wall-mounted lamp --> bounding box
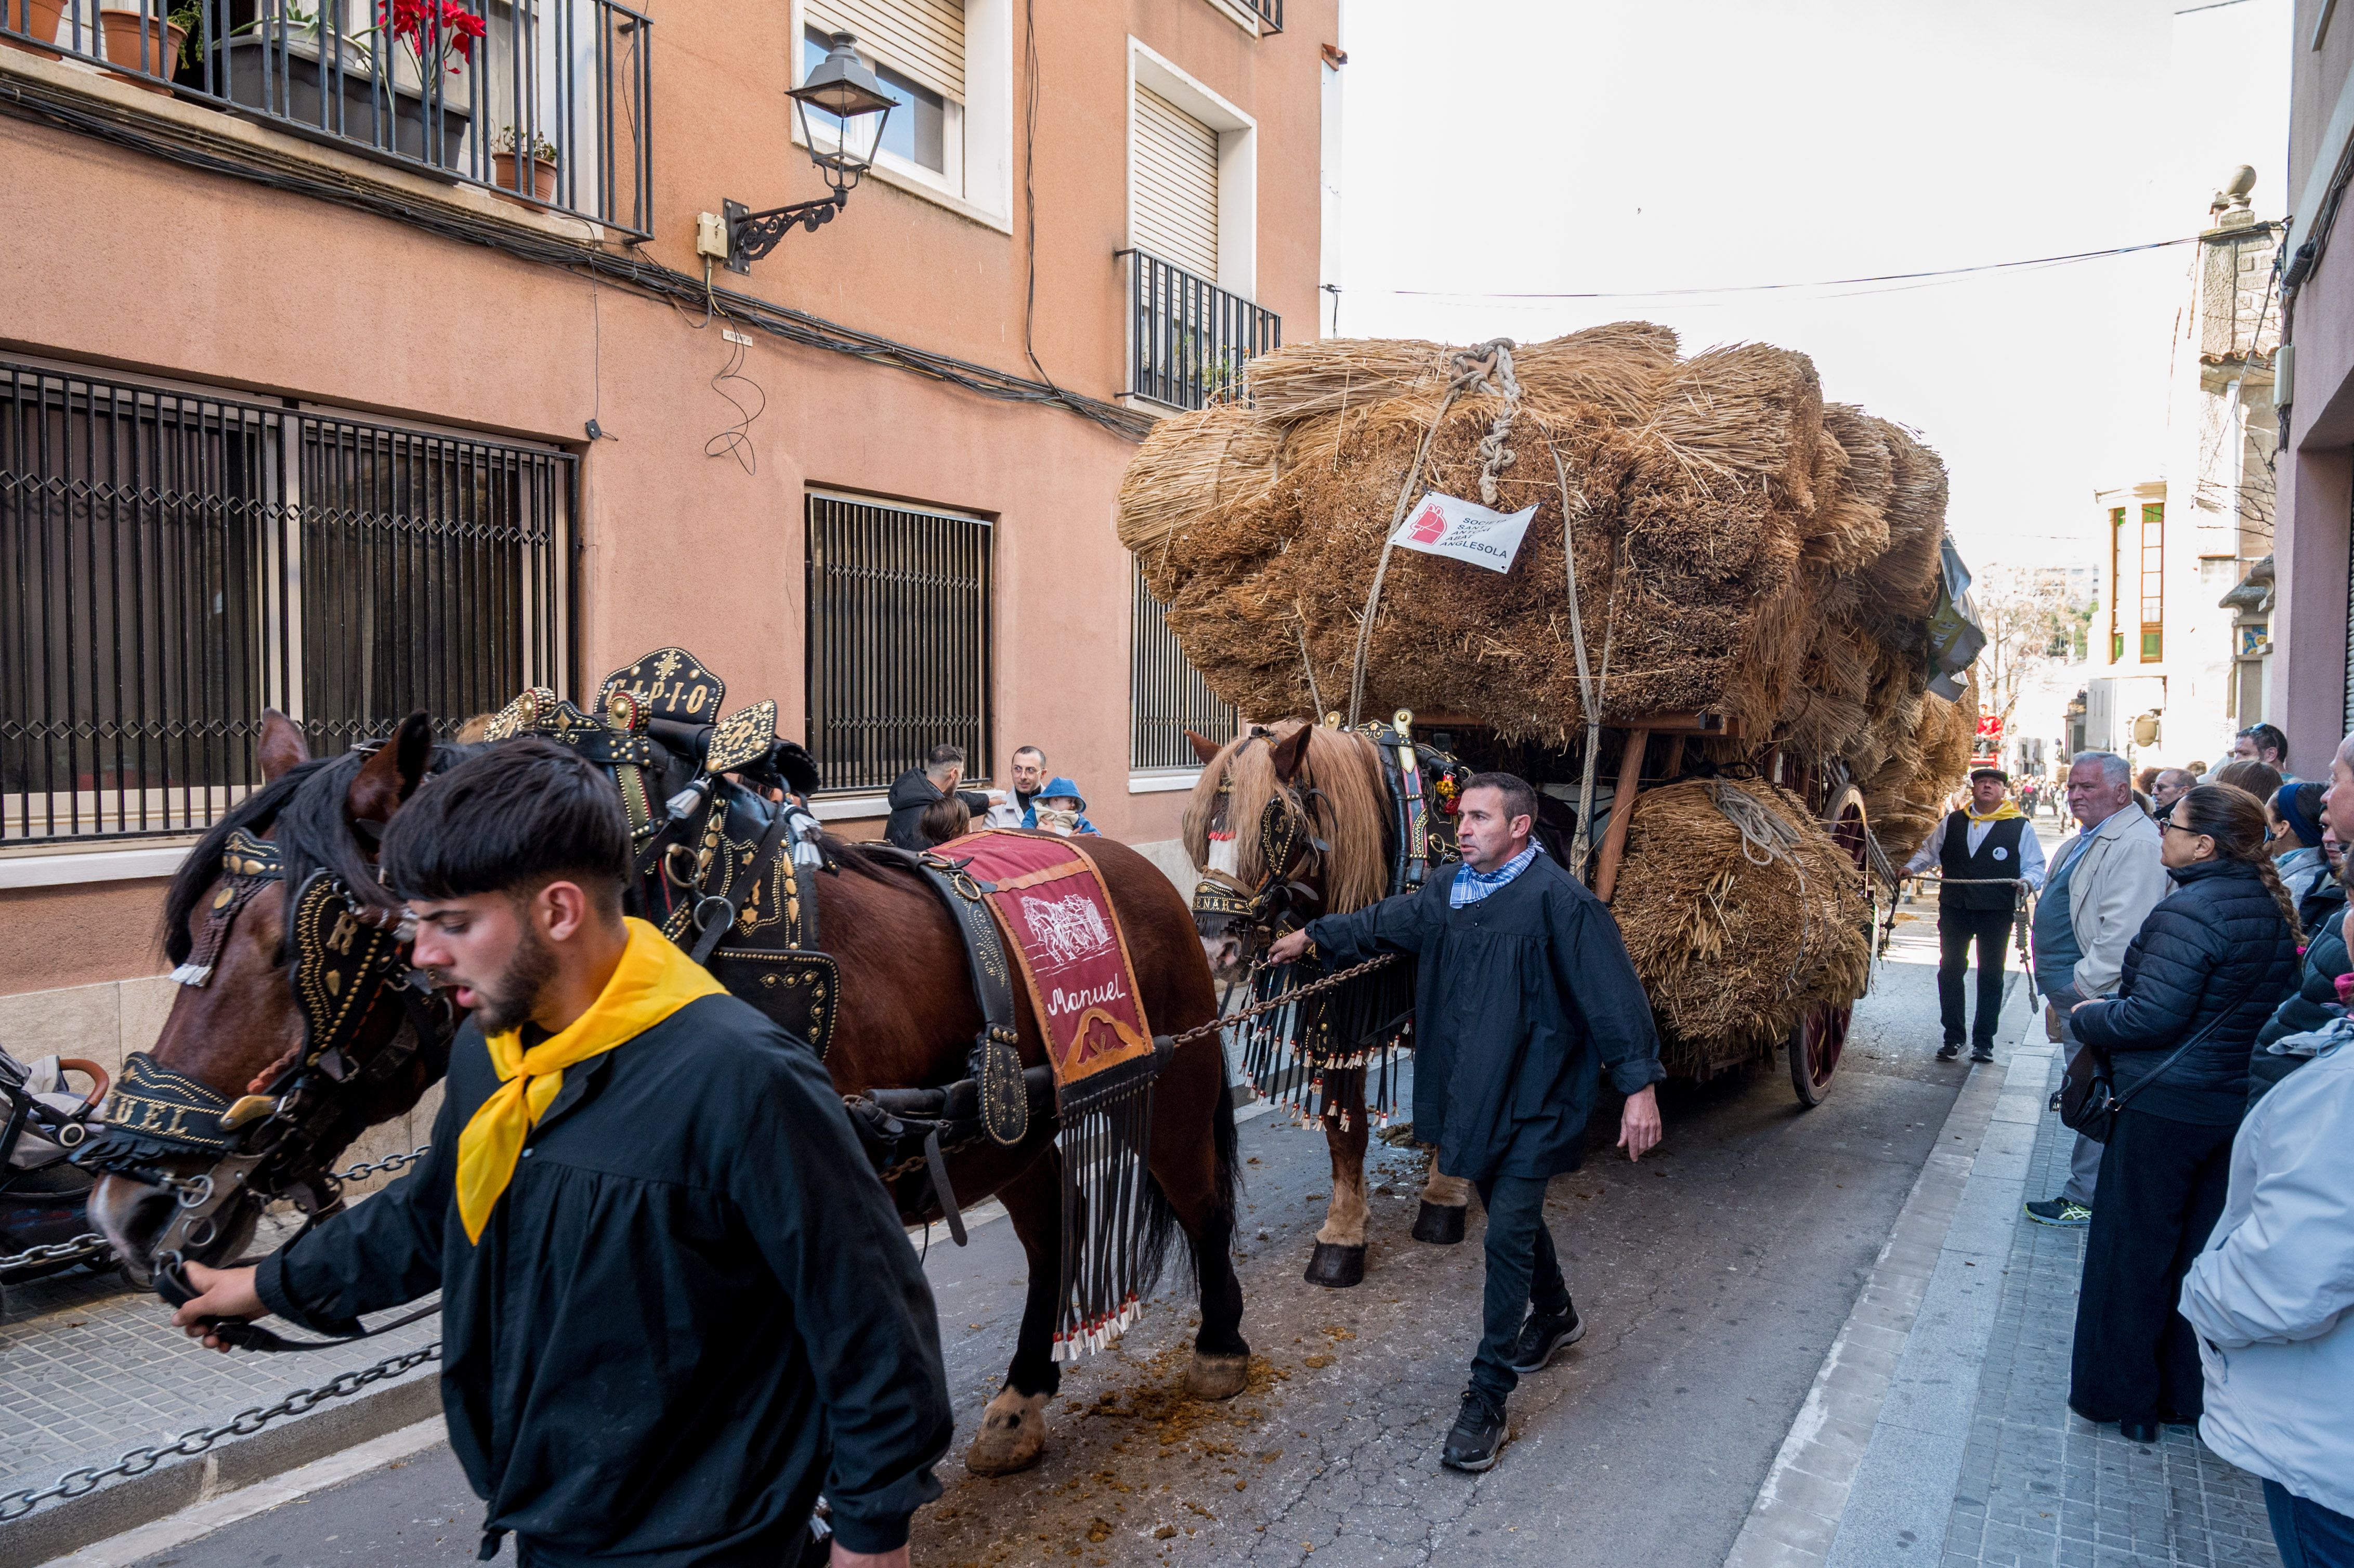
[722,32,895,274]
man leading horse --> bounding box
[169,740,952,1566]
[1268,770,1665,1473]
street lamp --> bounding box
[723,32,895,273]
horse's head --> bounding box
[1183,722,1393,982]
[86,711,454,1284]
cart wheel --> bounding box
[1788,999,1850,1107]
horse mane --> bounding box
[159,735,482,962]
[1182,722,1393,914]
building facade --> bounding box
[2271,0,2354,767]
[2080,187,2280,771]
[0,0,1332,1058]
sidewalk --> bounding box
[1729,1025,2282,1568]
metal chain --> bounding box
[0,1233,110,1275]
[333,1145,431,1183]
[1163,953,1401,1048]
[0,1338,440,1522]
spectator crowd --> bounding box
[1958,723,2353,1568]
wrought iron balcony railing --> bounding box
[1,0,652,238]
[1248,0,1280,31]
[1122,249,1281,413]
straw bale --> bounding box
[1631,344,1824,513]
[1245,338,1449,424]
[1858,421,1948,632]
[1612,778,1871,1054]
[1116,407,1281,556]
[1802,404,1895,573]
[1512,322,1681,425]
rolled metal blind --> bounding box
[807,0,965,101]
[1133,87,1219,279]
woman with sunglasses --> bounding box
[2065,785,2301,1442]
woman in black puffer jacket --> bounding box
[2067,785,2301,1440]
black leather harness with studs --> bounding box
[878,845,1029,1149]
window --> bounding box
[0,359,572,843]
[1133,87,1219,278]
[804,493,991,794]
[1131,566,1234,770]
[801,0,981,205]
[2139,502,2164,662]
[2108,505,2124,662]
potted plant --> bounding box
[374,0,481,165]
[3,0,74,59]
[97,0,188,86]
[211,0,473,168]
[492,125,558,202]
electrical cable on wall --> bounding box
[704,329,767,475]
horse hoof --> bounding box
[964,1389,1048,1476]
[1413,1201,1468,1245]
[1304,1242,1366,1288]
[1185,1350,1250,1401]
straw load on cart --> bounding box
[1118,324,1978,1079]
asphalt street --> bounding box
[100,883,2023,1568]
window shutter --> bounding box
[806,0,964,102]
[1132,87,1219,279]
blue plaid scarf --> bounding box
[1450,842,1540,908]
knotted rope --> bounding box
[1345,339,1524,726]
[1700,780,1821,1001]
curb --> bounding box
[1723,988,2049,1568]
[1,1362,440,1568]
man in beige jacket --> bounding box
[2023,750,2172,1226]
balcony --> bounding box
[1,0,652,237]
[1123,249,1281,413]
[1248,0,1280,30]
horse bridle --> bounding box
[1191,744,1330,947]
[82,825,459,1262]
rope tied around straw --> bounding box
[1344,338,1524,726]
[1699,779,1820,1002]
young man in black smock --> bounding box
[1268,772,1665,1472]
[173,741,953,1566]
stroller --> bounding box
[1,1049,113,1284]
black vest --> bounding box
[1938,811,2028,912]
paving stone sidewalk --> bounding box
[1935,1058,2279,1568]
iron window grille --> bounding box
[1247,0,1281,30]
[1,0,653,238]
[1122,250,1281,413]
[805,492,992,796]
[1131,566,1233,770]
[1,358,575,844]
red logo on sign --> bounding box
[1408,502,1447,544]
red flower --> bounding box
[377,0,485,73]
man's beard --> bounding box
[470,925,558,1035]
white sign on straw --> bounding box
[1389,491,1535,574]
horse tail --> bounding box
[1138,1046,1243,1293]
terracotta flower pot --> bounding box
[3,0,73,58]
[98,6,186,88]
[492,150,559,204]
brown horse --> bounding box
[88,710,1247,1476]
[1182,721,1470,1286]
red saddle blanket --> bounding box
[935,830,1155,1093]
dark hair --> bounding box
[919,793,971,845]
[2135,766,2160,794]
[925,744,966,769]
[2272,780,2329,850]
[2210,757,2283,806]
[381,739,629,908]
[2238,724,2290,765]
[1011,745,1045,765]
[2175,783,2301,944]
[1462,770,1538,829]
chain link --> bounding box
[0,1339,441,1522]
[0,1234,111,1275]
[1163,953,1402,1048]
[333,1145,432,1183]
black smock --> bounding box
[1305,854,1666,1183]
[254,994,952,1566]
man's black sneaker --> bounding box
[1442,1389,1508,1472]
[2024,1198,2092,1228]
[1506,1304,1586,1374]
[1936,1043,1961,1062]
[1971,1046,1996,1063]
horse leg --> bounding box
[965,1148,1063,1476]
[1414,1149,1471,1245]
[1143,1038,1251,1401]
[1305,1067,1370,1288]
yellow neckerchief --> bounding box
[454,917,725,1243]
[1964,800,2025,824]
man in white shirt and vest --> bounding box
[1906,766,2047,1063]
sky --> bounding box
[1330,0,2291,576]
